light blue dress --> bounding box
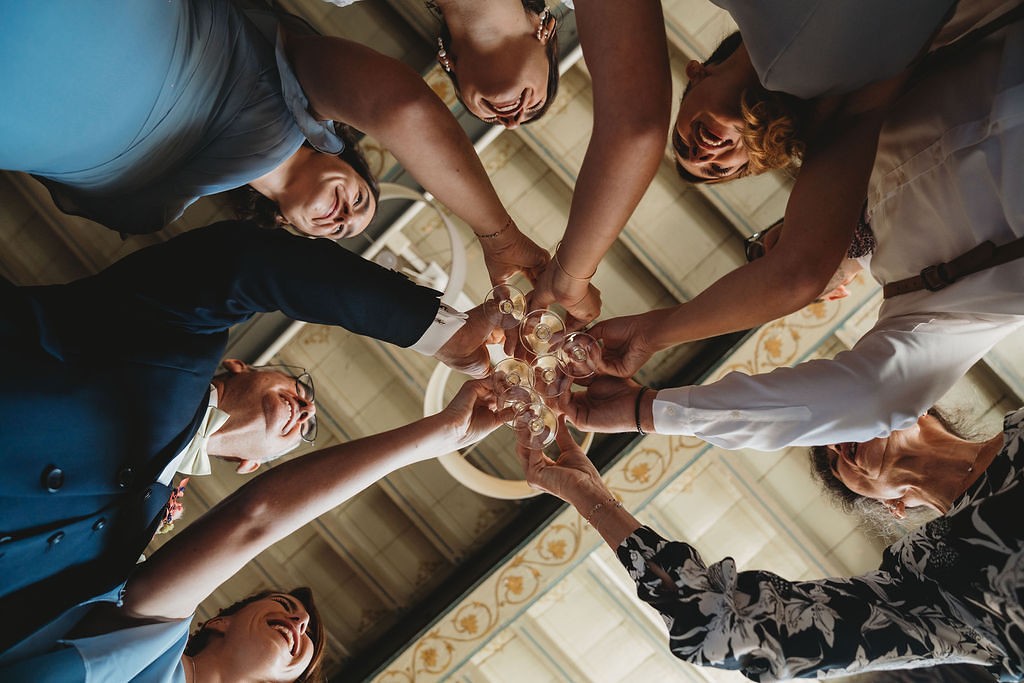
[0,1,338,234]
[0,583,190,682]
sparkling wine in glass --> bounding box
[512,401,558,448]
[559,331,600,378]
[519,309,565,355]
[530,354,571,398]
[484,284,527,329]
[492,357,533,394]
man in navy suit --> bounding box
[0,220,492,648]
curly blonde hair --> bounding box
[677,32,809,184]
[739,86,808,176]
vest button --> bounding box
[41,465,64,493]
[92,518,106,531]
[116,466,134,489]
[47,531,65,546]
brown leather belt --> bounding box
[883,236,1024,298]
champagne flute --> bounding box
[492,357,533,394]
[512,401,558,448]
[559,331,600,379]
[530,354,571,398]
[519,309,565,355]
[484,284,527,329]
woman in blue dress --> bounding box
[0,379,506,681]
[0,0,547,285]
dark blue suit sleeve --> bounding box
[71,221,443,348]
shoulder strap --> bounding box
[883,236,1024,298]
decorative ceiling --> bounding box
[1,1,1020,681]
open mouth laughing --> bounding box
[486,91,525,114]
[693,120,730,150]
[269,620,299,656]
[281,395,298,435]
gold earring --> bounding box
[436,37,452,72]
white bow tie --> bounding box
[176,405,230,476]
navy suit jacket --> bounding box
[0,221,441,648]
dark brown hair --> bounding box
[186,587,326,683]
[228,123,379,230]
[433,0,560,125]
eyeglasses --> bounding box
[253,364,318,444]
[743,220,782,263]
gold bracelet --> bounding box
[554,241,597,281]
[476,216,514,240]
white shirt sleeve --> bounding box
[653,313,1024,450]
[407,303,467,356]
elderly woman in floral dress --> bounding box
[518,408,1024,680]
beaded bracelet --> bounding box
[635,386,651,435]
[584,496,623,527]
[476,216,514,240]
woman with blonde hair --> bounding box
[582,6,1024,451]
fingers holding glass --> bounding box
[530,354,571,398]
[492,357,532,394]
[520,309,565,356]
[512,401,558,448]
[485,284,527,329]
[559,332,601,379]
[497,385,542,427]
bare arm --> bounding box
[121,381,504,620]
[516,421,643,549]
[285,33,547,283]
[592,102,891,377]
[531,0,672,322]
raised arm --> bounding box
[530,0,672,324]
[517,426,985,679]
[284,32,548,284]
[122,380,505,620]
[573,313,1024,450]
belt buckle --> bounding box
[920,264,953,292]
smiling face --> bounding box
[274,147,376,239]
[824,416,945,518]
[206,593,317,682]
[209,361,316,467]
[825,439,922,513]
[445,13,555,129]
[673,58,757,181]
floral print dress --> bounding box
[617,409,1024,681]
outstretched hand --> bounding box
[588,312,657,378]
[435,303,498,378]
[479,224,549,285]
[555,375,645,433]
[515,417,606,505]
[529,261,602,329]
[441,378,515,449]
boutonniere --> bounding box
[156,477,191,535]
